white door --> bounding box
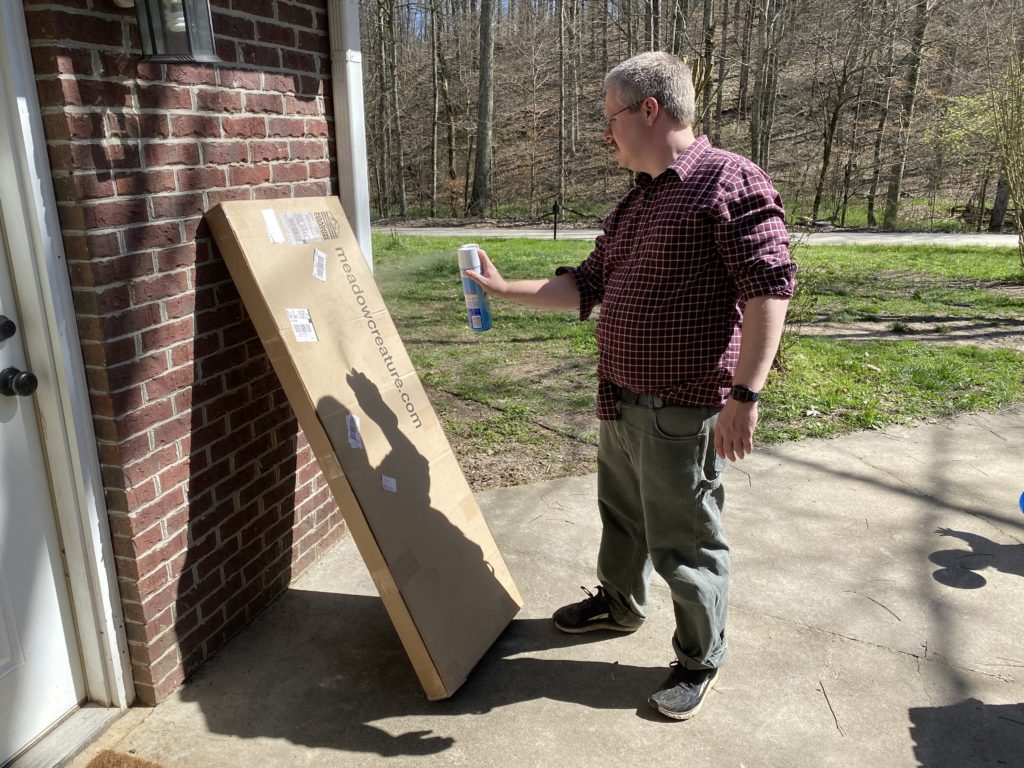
[0,205,85,763]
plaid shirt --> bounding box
[558,136,796,420]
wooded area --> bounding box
[360,0,1024,236]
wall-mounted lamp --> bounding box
[113,0,220,63]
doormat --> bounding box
[85,750,164,768]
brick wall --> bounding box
[25,0,346,705]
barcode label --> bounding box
[286,308,318,342]
[280,212,322,244]
[312,248,328,281]
[346,414,363,450]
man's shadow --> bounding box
[179,590,665,756]
[178,367,665,756]
[929,527,1024,589]
[315,369,520,690]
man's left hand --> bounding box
[715,398,758,461]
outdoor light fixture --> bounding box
[122,0,220,63]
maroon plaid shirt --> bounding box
[558,136,796,420]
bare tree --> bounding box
[881,0,933,230]
[468,0,495,215]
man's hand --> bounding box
[714,398,758,461]
[464,248,508,297]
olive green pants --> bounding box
[596,401,729,671]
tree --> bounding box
[468,0,495,215]
[881,0,933,231]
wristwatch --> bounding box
[729,384,760,403]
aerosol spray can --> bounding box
[458,243,492,332]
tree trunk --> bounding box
[468,0,495,216]
[882,0,932,231]
[701,0,716,131]
[866,0,897,228]
[430,0,440,218]
[990,168,1011,231]
[713,0,730,144]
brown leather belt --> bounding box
[616,386,665,408]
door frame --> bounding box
[0,2,132,709]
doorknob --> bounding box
[0,367,38,397]
[0,315,14,341]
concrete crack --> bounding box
[819,681,845,736]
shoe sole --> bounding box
[648,671,718,721]
[553,619,642,634]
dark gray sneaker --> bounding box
[552,586,642,634]
[648,662,718,720]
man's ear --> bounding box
[643,96,660,125]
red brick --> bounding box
[98,52,163,82]
[140,315,195,352]
[289,140,325,161]
[121,113,171,140]
[133,271,191,304]
[123,222,184,255]
[105,353,170,393]
[101,303,165,339]
[217,69,261,90]
[145,365,195,401]
[83,198,149,229]
[282,50,316,73]
[222,116,266,139]
[308,160,332,179]
[196,88,243,113]
[263,74,294,95]
[165,64,218,87]
[201,142,248,164]
[114,169,176,196]
[229,165,270,186]
[278,3,315,27]
[304,118,329,138]
[239,43,281,69]
[137,84,193,111]
[24,9,122,46]
[214,37,238,64]
[155,246,195,273]
[212,12,256,39]
[294,181,330,197]
[207,188,253,207]
[151,193,205,220]
[108,385,146,416]
[254,185,292,200]
[250,140,288,162]
[176,166,227,191]
[164,292,197,321]
[120,399,175,440]
[32,45,94,76]
[170,114,221,139]
[266,117,303,137]
[286,93,324,116]
[144,142,201,167]
[124,444,180,488]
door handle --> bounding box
[0,315,14,341]
[0,367,38,397]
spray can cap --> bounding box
[458,244,481,271]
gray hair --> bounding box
[603,52,696,127]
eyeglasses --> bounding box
[604,104,635,131]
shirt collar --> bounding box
[633,135,711,189]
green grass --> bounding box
[373,235,1024,471]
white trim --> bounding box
[0,1,133,708]
[328,0,373,271]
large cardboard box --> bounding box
[206,198,522,700]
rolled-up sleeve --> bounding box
[713,167,796,301]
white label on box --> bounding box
[280,212,322,244]
[312,249,328,281]
[286,308,318,342]
[381,475,398,493]
[346,414,363,450]
[262,209,286,244]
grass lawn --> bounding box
[373,234,1024,485]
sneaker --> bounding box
[552,586,642,634]
[648,662,718,720]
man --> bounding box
[467,51,796,721]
